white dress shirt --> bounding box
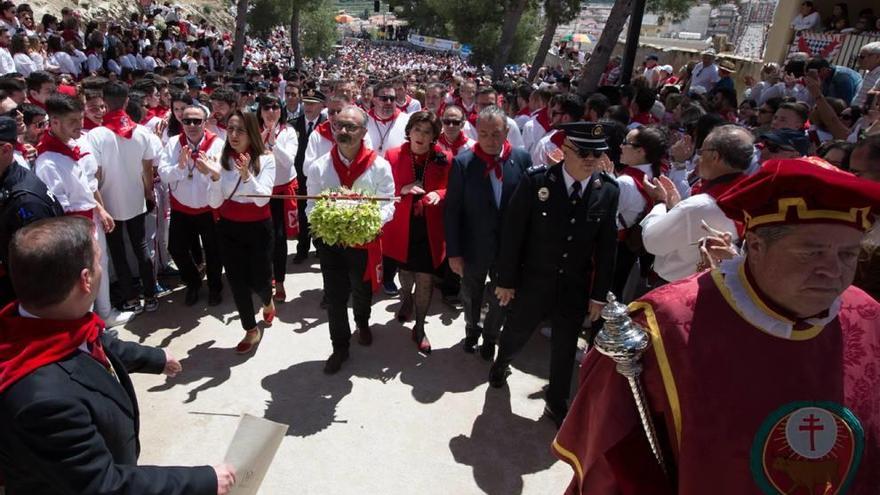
[157,134,225,209]
[305,148,396,225]
[791,11,821,32]
[34,149,98,213]
[615,164,654,229]
[270,125,299,186]
[853,66,880,109]
[87,125,157,221]
[641,192,738,282]
[521,113,550,152]
[13,53,37,77]
[0,47,16,75]
[207,154,276,209]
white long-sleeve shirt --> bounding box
[34,150,98,214]
[640,193,738,282]
[520,113,549,153]
[207,154,276,209]
[269,125,299,186]
[87,125,157,221]
[13,53,37,77]
[0,47,16,75]
[616,164,654,230]
[157,134,225,209]
[366,113,409,157]
[305,148,396,225]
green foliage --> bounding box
[647,0,702,23]
[301,0,339,58]
[309,188,383,247]
[247,0,291,39]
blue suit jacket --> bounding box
[444,147,532,272]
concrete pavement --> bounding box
[121,247,575,494]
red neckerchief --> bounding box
[550,130,566,148]
[0,303,109,394]
[330,142,377,188]
[36,132,87,161]
[102,109,137,139]
[368,108,401,125]
[439,132,469,156]
[473,141,512,180]
[395,96,411,112]
[467,112,478,127]
[315,120,334,142]
[535,107,551,132]
[26,97,46,110]
[262,123,284,144]
[216,120,227,131]
[153,105,170,119]
[631,112,656,126]
[516,106,531,117]
[83,117,101,130]
[692,172,745,198]
[619,166,654,210]
[13,141,27,154]
[179,129,218,154]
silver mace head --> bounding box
[594,292,651,378]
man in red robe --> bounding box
[553,156,880,495]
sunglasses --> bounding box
[377,95,395,102]
[262,104,281,110]
[564,143,604,158]
[442,119,463,126]
[333,122,362,133]
[181,118,204,126]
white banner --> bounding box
[407,34,461,52]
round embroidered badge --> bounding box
[751,401,864,495]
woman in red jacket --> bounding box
[383,111,451,354]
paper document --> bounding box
[222,414,289,495]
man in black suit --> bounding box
[489,122,619,427]
[445,105,532,361]
[0,217,236,495]
[291,87,328,263]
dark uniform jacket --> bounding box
[0,163,63,305]
[444,147,531,272]
[292,113,327,184]
[496,163,619,302]
[0,334,217,495]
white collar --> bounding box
[18,305,38,319]
[561,165,589,196]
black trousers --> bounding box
[269,198,288,283]
[295,178,311,257]
[495,281,588,408]
[217,218,273,330]
[106,213,156,300]
[460,264,506,344]
[316,239,372,351]
[168,210,222,293]
[383,256,398,286]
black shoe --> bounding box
[383,281,399,296]
[463,335,478,354]
[543,401,569,429]
[207,291,222,306]
[184,286,200,306]
[488,363,511,388]
[320,294,329,309]
[292,252,308,264]
[323,349,350,374]
[357,326,373,346]
[480,342,495,361]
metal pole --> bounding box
[620,0,647,85]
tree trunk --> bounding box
[528,0,561,82]
[232,0,250,69]
[491,0,530,81]
[290,5,303,70]
[576,0,632,96]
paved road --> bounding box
[122,244,573,494]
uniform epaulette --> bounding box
[527,164,547,176]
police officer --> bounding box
[0,116,63,305]
[488,121,619,427]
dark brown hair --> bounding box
[220,110,266,176]
[405,110,441,142]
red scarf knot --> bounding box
[36,132,88,161]
[102,108,137,139]
[474,141,512,181]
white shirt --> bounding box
[87,125,157,221]
[396,97,421,114]
[531,130,561,167]
[853,66,880,108]
[464,116,525,150]
[142,55,157,72]
[641,192,738,282]
[13,53,37,77]
[690,62,720,91]
[305,149,396,225]
[0,47,15,75]
[49,51,80,77]
[87,53,103,74]
[521,112,550,152]
[207,154,276,210]
[34,149,98,213]
[366,113,409,157]
[158,134,225,210]
[616,164,654,229]
[270,125,299,186]
[561,165,589,198]
[791,11,821,32]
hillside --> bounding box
[27,0,234,31]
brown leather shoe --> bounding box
[357,326,373,346]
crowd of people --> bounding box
[0,0,879,493]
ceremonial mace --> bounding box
[594,292,668,476]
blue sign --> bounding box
[460,44,472,56]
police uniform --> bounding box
[489,122,619,426]
[0,164,64,305]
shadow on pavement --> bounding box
[147,339,255,403]
[274,288,329,333]
[449,387,559,495]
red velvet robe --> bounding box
[553,264,880,495]
[381,143,451,269]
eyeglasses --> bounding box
[442,119,463,126]
[262,104,280,110]
[332,122,362,133]
[376,95,395,102]
[181,118,204,126]
[227,126,247,135]
[621,140,641,147]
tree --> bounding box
[575,0,633,96]
[232,0,250,69]
[528,0,582,81]
[300,0,338,59]
[290,5,303,70]
[491,0,531,80]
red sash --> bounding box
[438,132,469,157]
[102,109,137,139]
[330,143,382,292]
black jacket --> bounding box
[292,113,327,182]
[444,147,531,272]
[0,334,217,495]
[496,163,619,302]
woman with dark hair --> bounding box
[39,13,57,34]
[206,110,277,354]
[382,110,452,353]
[817,140,855,170]
[11,33,36,76]
[162,90,194,142]
[256,93,299,302]
[613,124,669,298]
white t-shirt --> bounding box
[87,125,157,221]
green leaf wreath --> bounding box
[308,187,383,247]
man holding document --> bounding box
[0,217,236,494]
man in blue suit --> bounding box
[445,106,532,361]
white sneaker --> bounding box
[540,326,552,339]
[103,309,136,329]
